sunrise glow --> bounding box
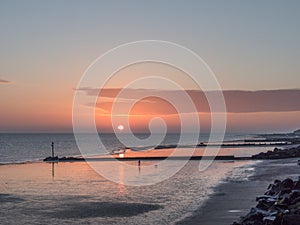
[1,2,300,225]
[117,124,124,131]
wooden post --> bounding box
[51,142,54,158]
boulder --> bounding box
[294,180,300,189]
[239,208,264,224]
[232,177,300,225]
[43,156,59,162]
[282,215,300,225]
[282,178,294,189]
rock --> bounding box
[257,195,274,201]
[277,196,290,206]
[288,202,300,214]
[257,199,275,211]
[294,180,300,189]
[279,188,292,196]
[232,177,300,225]
[238,207,268,224]
[252,145,300,159]
[290,196,300,205]
[282,215,300,225]
[263,215,276,222]
[265,191,276,196]
[273,148,281,153]
[269,204,288,212]
[289,191,300,205]
[282,178,294,189]
[43,156,59,162]
[267,180,284,195]
[43,156,84,162]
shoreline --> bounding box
[1,156,299,224]
[176,157,300,225]
[0,158,250,224]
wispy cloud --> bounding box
[76,88,300,114]
[0,79,12,84]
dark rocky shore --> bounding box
[43,155,237,162]
[43,145,300,162]
[43,156,84,162]
[232,177,300,225]
[252,145,300,160]
[44,145,300,162]
[233,144,300,225]
[176,158,300,225]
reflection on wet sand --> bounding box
[52,162,55,178]
[0,160,253,224]
[118,163,127,195]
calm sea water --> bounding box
[0,133,255,164]
[0,160,256,225]
[0,133,271,224]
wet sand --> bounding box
[1,158,298,224]
[0,160,250,225]
[176,158,300,225]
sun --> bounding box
[117,124,124,131]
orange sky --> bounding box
[1,1,300,133]
[1,81,300,133]
[91,88,300,133]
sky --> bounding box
[0,0,300,133]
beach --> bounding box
[177,158,300,225]
[1,134,299,224]
[1,156,299,224]
[0,159,253,225]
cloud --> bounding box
[0,79,12,84]
[76,88,300,114]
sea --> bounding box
[0,133,284,224]
[0,132,264,164]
